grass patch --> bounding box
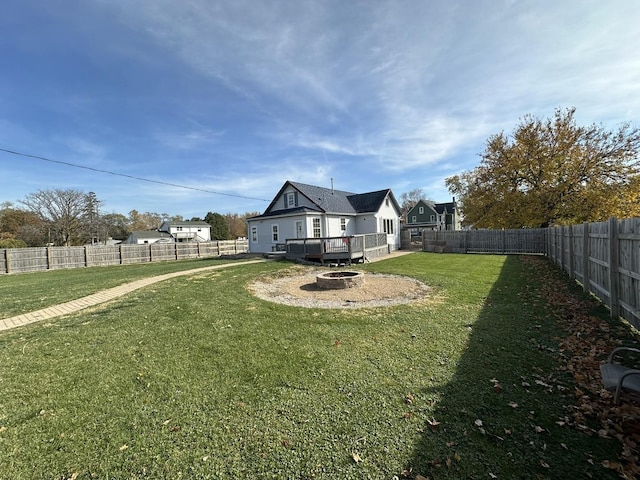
[0,257,244,318]
[0,253,624,478]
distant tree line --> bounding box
[0,189,260,248]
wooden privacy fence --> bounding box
[420,228,547,254]
[415,218,639,328]
[0,240,248,274]
[547,217,640,329]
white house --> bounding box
[247,181,402,253]
[158,220,211,242]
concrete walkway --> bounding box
[0,251,416,333]
[0,259,267,332]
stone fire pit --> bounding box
[316,271,365,289]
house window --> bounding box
[340,218,346,232]
[251,226,257,242]
[176,226,183,231]
[271,224,279,242]
[383,219,394,234]
[430,215,435,222]
[419,206,424,214]
[286,192,296,208]
[312,218,321,238]
[385,198,390,207]
[412,216,417,223]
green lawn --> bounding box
[0,253,626,479]
[0,257,244,318]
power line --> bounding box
[0,147,270,202]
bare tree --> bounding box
[21,189,90,246]
[399,188,426,216]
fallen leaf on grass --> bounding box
[352,452,362,463]
[400,467,412,477]
[427,417,441,430]
[119,445,128,451]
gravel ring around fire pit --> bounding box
[249,268,432,309]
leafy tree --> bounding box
[446,108,640,228]
[128,210,163,231]
[224,213,248,239]
[204,212,230,240]
[20,189,89,246]
[0,204,46,246]
[102,213,130,241]
[0,235,27,248]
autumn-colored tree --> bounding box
[0,203,47,246]
[224,213,248,239]
[446,108,640,228]
[128,210,164,231]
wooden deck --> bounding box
[285,234,388,265]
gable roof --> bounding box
[407,199,457,216]
[161,220,210,228]
[130,231,173,239]
[258,180,400,218]
[407,199,437,217]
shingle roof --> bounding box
[290,181,358,213]
[130,231,172,239]
[162,221,211,227]
[280,181,400,215]
[254,205,323,218]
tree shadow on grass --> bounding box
[405,255,621,480]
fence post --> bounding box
[119,244,124,264]
[608,217,620,319]
[582,222,590,294]
[84,245,89,268]
[5,249,10,274]
[175,243,179,260]
[559,226,565,274]
[149,243,154,263]
[46,246,52,270]
[567,225,574,279]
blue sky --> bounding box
[1,0,639,219]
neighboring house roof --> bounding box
[407,199,457,220]
[434,202,455,215]
[161,221,211,228]
[130,231,173,240]
[254,180,401,219]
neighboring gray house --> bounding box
[406,198,462,232]
[125,231,173,245]
[158,220,211,242]
[246,180,402,253]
